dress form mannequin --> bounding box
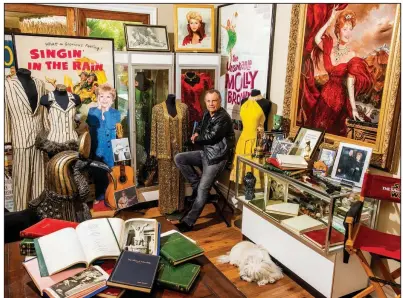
[166,94,177,118]
[40,84,81,111]
[135,72,152,91]
[16,68,38,113]
[184,71,200,87]
[241,89,272,130]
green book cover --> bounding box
[157,258,200,293]
[160,233,204,266]
[33,238,49,277]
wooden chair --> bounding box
[344,173,401,298]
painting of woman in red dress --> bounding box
[298,4,381,137]
[182,11,206,46]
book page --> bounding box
[76,218,123,264]
[38,228,86,275]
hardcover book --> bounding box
[34,218,158,276]
[266,202,299,216]
[107,251,160,293]
[160,232,204,266]
[156,257,200,293]
[276,154,308,168]
[281,215,325,234]
[302,228,345,249]
[95,260,125,298]
[20,218,79,238]
[44,266,109,298]
[23,257,86,296]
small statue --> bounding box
[304,141,312,158]
[244,172,257,201]
[254,126,264,159]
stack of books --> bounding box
[265,202,300,221]
[267,155,308,171]
[302,228,345,249]
[22,217,204,297]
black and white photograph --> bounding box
[271,140,293,158]
[124,24,170,52]
[114,186,138,210]
[331,143,373,187]
[123,219,158,255]
[111,138,131,163]
[48,266,107,298]
[263,132,285,155]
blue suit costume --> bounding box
[87,107,121,200]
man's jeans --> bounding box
[174,150,227,226]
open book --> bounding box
[34,218,158,276]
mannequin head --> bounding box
[166,94,176,104]
[251,89,261,97]
[96,83,116,110]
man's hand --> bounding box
[191,133,199,144]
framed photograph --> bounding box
[111,138,131,163]
[174,4,215,52]
[331,142,373,187]
[114,186,138,210]
[123,219,158,255]
[271,140,293,158]
[124,24,170,52]
[262,132,285,155]
[283,4,400,171]
[316,148,338,176]
[218,4,276,120]
[288,127,324,159]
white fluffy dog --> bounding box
[218,241,283,286]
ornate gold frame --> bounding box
[173,4,216,53]
[283,4,401,172]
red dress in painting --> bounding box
[313,36,373,135]
[181,73,213,127]
[298,4,372,136]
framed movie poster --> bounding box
[124,24,170,52]
[13,33,115,132]
[218,4,276,120]
[174,4,216,52]
[283,4,401,171]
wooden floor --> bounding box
[140,204,314,298]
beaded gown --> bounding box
[150,102,188,214]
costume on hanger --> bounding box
[181,72,212,129]
[150,102,188,214]
[36,91,80,158]
[5,73,47,211]
[230,96,266,188]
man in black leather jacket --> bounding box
[174,89,235,231]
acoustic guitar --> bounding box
[105,163,135,209]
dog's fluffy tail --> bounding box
[217,253,230,264]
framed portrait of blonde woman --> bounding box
[174,4,215,52]
[283,4,400,172]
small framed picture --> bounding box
[114,186,138,210]
[316,148,337,176]
[111,138,131,163]
[331,143,373,187]
[288,127,324,159]
[124,24,170,52]
[174,4,216,52]
[271,140,293,158]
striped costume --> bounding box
[5,77,47,211]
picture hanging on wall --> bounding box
[174,4,216,52]
[124,24,170,52]
[13,33,115,134]
[217,4,277,120]
[5,33,16,77]
[283,4,401,171]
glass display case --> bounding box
[114,51,174,187]
[234,154,380,255]
[175,53,221,133]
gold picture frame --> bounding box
[283,4,401,172]
[173,4,216,53]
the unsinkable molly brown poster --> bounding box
[13,34,115,132]
[218,4,276,120]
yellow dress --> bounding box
[230,99,265,188]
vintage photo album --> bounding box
[34,218,159,276]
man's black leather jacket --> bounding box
[195,108,235,165]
